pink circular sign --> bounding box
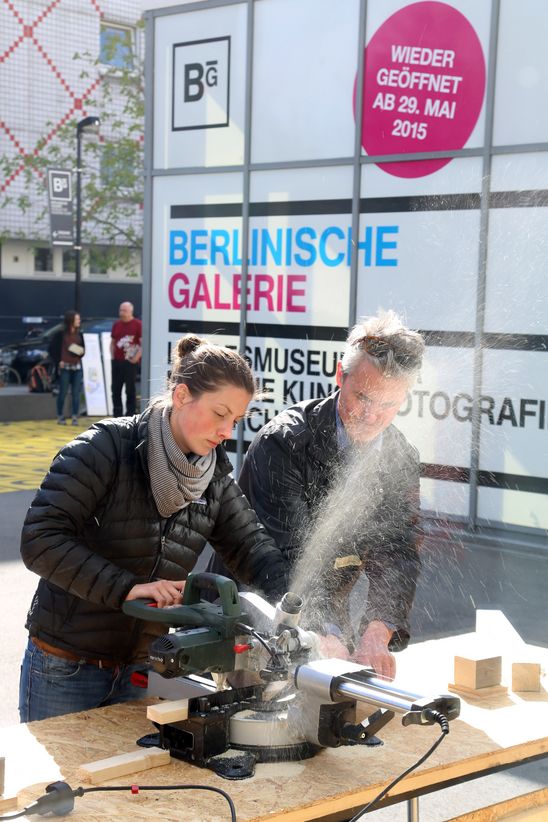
[356,1,486,178]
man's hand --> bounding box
[125,580,185,608]
[319,633,350,660]
[351,620,395,680]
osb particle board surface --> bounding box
[4,626,548,822]
[3,699,547,822]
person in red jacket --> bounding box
[110,301,142,416]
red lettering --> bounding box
[287,275,306,312]
[253,275,274,311]
[168,272,189,308]
[233,274,241,310]
[213,273,231,310]
[191,273,212,309]
[168,272,308,314]
[276,274,284,312]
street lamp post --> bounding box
[74,116,100,313]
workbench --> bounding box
[3,623,548,821]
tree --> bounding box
[0,27,144,277]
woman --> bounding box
[19,334,287,722]
[48,310,85,425]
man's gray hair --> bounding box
[341,309,425,379]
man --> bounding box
[110,301,142,416]
[238,310,425,679]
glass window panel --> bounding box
[34,247,52,272]
[491,152,548,192]
[153,4,246,169]
[356,197,480,331]
[100,24,134,70]
[493,0,548,146]
[485,208,548,334]
[251,0,359,163]
[149,172,244,394]
[62,249,77,273]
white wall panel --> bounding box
[251,0,359,163]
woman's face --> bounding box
[170,382,252,455]
[73,314,81,329]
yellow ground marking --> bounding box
[0,419,103,493]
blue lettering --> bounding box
[210,229,230,265]
[376,226,399,267]
[319,226,345,267]
[295,227,317,266]
[190,229,208,265]
[232,229,242,266]
[285,227,292,266]
[260,227,283,266]
[357,226,373,267]
[249,227,259,266]
[169,230,188,264]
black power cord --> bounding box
[346,709,450,820]
[0,781,237,821]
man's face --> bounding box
[119,303,133,322]
[336,358,409,444]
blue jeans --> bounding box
[19,638,147,722]
[56,367,83,418]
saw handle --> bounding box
[121,572,242,625]
[121,598,207,625]
[182,572,241,616]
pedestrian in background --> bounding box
[47,309,85,426]
[110,301,142,416]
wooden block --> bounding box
[78,747,171,785]
[512,662,541,692]
[448,682,508,701]
[147,699,189,725]
[454,654,502,690]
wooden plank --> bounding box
[147,699,189,724]
[78,747,171,785]
[446,786,548,821]
[0,795,18,813]
[448,682,509,701]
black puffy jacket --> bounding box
[21,412,287,661]
[238,392,422,650]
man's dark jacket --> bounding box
[20,412,287,662]
[238,392,422,650]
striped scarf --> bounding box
[147,405,217,517]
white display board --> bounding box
[82,333,108,417]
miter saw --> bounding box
[122,572,460,779]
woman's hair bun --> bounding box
[173,333,207,362]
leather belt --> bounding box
[31,637,119,669]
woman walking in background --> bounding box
[48,310,85,425]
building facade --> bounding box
[0,0,144,342]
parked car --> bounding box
[0,318,116,382]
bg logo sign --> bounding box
[172,36,230,131]
[48,170,72,201]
